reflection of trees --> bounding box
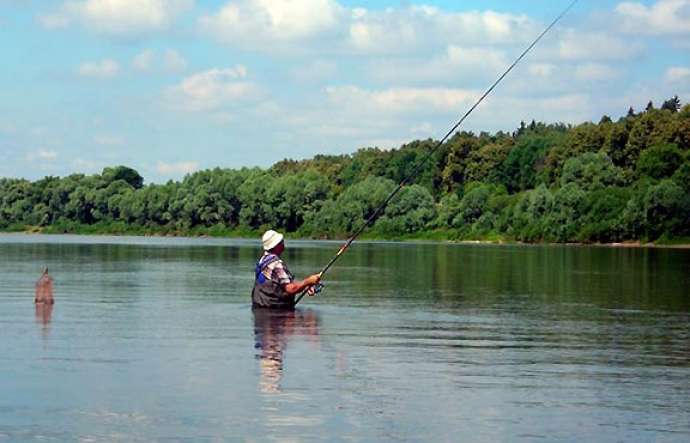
[253,309,320,394]
[314,242,690,313]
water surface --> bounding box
[1,234,689,442]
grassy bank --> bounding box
[4,223,689,248]
[2,222,259,239]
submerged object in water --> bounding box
[34,267,54,305]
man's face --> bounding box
[274,241,285,256]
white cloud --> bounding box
[26,150,58,162]
[200,0,344,46]
[200,1,534,54]
[156,161,199,174]
[133,49,154,72]
[557,30,643,61]
[164,49,187,72]
[290,60,337,82]
[347,8,533,54]
[575,63,619,81]
[367,45,507,85]
[446,45,507,73]
[43,0,194,37]
[78,58,120,78]
[132,49,187,73]
[410,122,434,135]
[617,0,690,35]
[326,85,479,114]
[665,66,690,82]
[347,15,417,53]
[480,93,593,129]
[528,63,557,78]
[167,66,263,111]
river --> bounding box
[1,234,689,442]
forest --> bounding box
[1,97,689,244]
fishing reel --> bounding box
[309,282,325,296]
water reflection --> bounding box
[35,303,53,339]
[253,308,320,393]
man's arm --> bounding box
[283,274,320,296]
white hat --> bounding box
[262,230,284,251]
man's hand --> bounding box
[304,274,321,286]
[283,274,322,296]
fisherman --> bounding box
[252,230,321,309]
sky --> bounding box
[0,0,689,183]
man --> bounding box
[251,230,321,309]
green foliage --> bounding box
[672,162,690,192]
[578,187,629,242]
[102,166,144,189]
[449,182,507,237]
[661,95,681,113]
[501,135,551,192]
[561,152,625,191]
[2,99,689,243]
[464,140,513,184]
[332,176,396,234]
[624,109,676,168]
[636,144,684,180]
[375,184,436,235]
[543,183,586,242]
[510,184,554,241]
[441,132,478,192]
[642,180,689,238]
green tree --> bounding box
[604,121,630,166]
[543,183,586,242]
[561,152,625,191]
[441,132,478,192]
[624,109,676,168]
[642,179,689,238]
[579,187,629,242]
[501,135,557,192]
[661,95,681,113]
[672,162,690,192]
[510,184,553,241]
[102,166,144,189]
[636,143,684,180]
[376,184,436,235]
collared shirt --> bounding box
[260,252,294,285]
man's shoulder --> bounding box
[259,253,280,264]
[267,257,287,270]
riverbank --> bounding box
[2,224,689,249]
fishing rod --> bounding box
[295,0,579,305]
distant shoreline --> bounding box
[2,229,688,249]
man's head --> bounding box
[262,230,285,255]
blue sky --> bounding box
[1,0,689,182]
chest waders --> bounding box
[251,254,295,310]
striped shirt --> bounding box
[259,253,294,285]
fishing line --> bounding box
[295,0,579,305]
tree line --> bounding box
[2,97,689,243]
